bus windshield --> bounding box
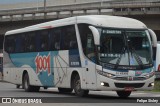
[98,28,153,70]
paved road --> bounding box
[0,81,160,106]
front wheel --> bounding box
[73,75,89,97]
[116,91,131,98]
[23,73,40,92]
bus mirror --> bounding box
[148,29,157,60]
[148,29,157,47]
[89,26,100,45]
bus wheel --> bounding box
[23,73,40,92]
[16,85,20,89]
[23,73,33,92]
[73,75,89,97]
[116,91,131,98]
[33,86,40,92]
[58,88,73,93]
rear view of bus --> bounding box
[3,15,157,98]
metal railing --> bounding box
[0,0,159,21]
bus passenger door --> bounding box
[85,34,97,90]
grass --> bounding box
[152,80,160,92]
[143,80,160,92]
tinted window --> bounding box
[78,24,96,61]
[37,30,49,51]
[5,25,78,53]
[15,34,25,53]
[5,36,16,53]
[25,32,36,52]
[61,25,78,50]
[52,28,61,50]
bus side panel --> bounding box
[4,51,59,87]
[53,50,69,88]
[3,51,14,83]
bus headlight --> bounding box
[144,71,155,79]
[151,82,154,86]
[149,71,155,77]
[148,82,154,87]
[101,82,105,86]
[104,73,114,78]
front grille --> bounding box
[133,77,146,81]
[113,77,128,81]
[114,83,145,88]
[113,77,146,81]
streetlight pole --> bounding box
[44,0,46,11]
[37,0,39,11]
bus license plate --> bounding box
[125,87,134,91]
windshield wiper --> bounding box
[115,46,126,69]
[130,47,144,69]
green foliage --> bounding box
[153,80,160,92]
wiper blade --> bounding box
[130,48,144,69]
[115,46,126,69]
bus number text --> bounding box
[35,53,51,76]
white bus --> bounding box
[3,15,157,97]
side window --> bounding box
[25,32,36,52]
[86,34,95,59]
[61,25,78,50]
[52,28,61,50]
[5,36,16,53]
[38,30,49,51]
[15,34,25,53]
[78,24,96,62]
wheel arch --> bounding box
[70,70,79,89]
[22,70,28,83]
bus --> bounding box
[3,15,157,97]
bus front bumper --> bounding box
[96,74,155,91]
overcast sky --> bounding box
[0,0,43,4]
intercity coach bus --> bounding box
[3,15,157,97]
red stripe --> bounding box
[41,26,53,29]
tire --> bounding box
[73,75,89,97]
[44,87,48,89]
[116,91,131,98]
[58,88,73,93]
[33,86,40,92]
[23,73,40,92]
[16,85,20,89]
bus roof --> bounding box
[5,15,147,36]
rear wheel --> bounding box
[58,88,73,93]
[73,75,89,97]
[116,91,131,98]
[23,73,40,92]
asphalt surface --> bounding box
[0,81,160,106]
